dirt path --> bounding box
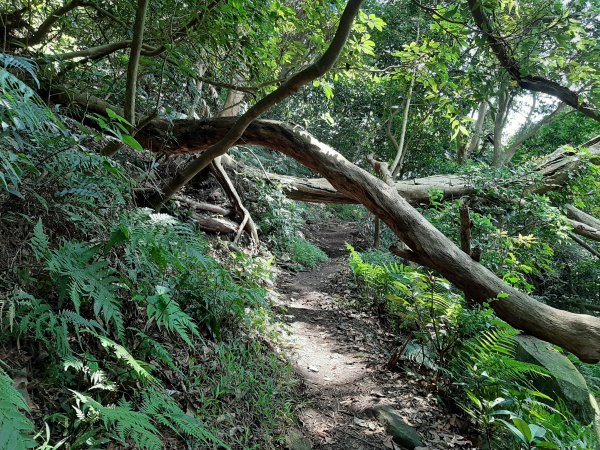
[277,221,477,450]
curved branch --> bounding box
[148,0,366,208]
[467,0,600,122]
[38,41,133,63]
[79,2,127,29]
[501,102,567,164]
[26,0,82,47]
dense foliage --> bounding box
[1,0,599,448]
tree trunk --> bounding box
[461,101,488,164]
[138,120,600,361]
[54,88,600,361]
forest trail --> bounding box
[277,221,476,450]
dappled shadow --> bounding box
[277,220,478,449]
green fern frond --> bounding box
[70,391,162,450]
[0,54,39,87]
[147,286,199,347]
[456,326,548,384]
[141,391,224,446]
[32,224,124,338]
[90,332,157,384]
[0,367,36,450]
[16,295,72,357]
[134,330,178,371]
[31,220,50,261]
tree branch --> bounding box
[569,233,600,258]
[467,0,600,122]
[26,0,82,47]
[501,102,567,164]
[148,0,366,209]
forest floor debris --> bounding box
[276,220,478,449]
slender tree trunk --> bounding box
[390,24,419,176]
[460,101,488,164]
[211,85,259,245]
[492,83,512,167]
[500,102,566,165]
[390,75,414,176]
[124,0,149,129]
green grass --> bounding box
[188,334,298,449]
[290,236,328,269]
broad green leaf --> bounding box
[121,134,143,151]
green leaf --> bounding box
[121,134,143,151]
[512,417,533,442]
[105,108,133,126]
[497,419,527,444]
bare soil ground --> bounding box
[276,221,478,450]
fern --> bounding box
[146,285,200,347]
[89,332,157,384]
[0,367,36,450]
[0,54,39,87]
[17,294,72,357]
[454,325,548,385]
[141,391,224,446]
[134,330,178,371]
[71,391,162,450]
[31,222,124,338]
[0,53,60,135]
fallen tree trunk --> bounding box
[220,138,600,208]
[566,204,600,231]
[190,213,239,234]
[220,144,600,243]
[54,91,600,361]
[174,195,232,216]
[139,120,600,362]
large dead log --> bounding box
[566,204,600,231]
[220,138,600,208]
[220,142,600,243]
[52,90,600,360]
[137,119,600,362]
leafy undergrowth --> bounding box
[0,61,298,449]
[344,245,599,449]
[289,236,329,269]
[248,181,329,270]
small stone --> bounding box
[367,406,423,449]
[286,429,312,450]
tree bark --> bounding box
[492,83,512,167]
[124,0,149,130]
[461,101,488,164]
[390,25,419,176]
[135,120,600,361]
